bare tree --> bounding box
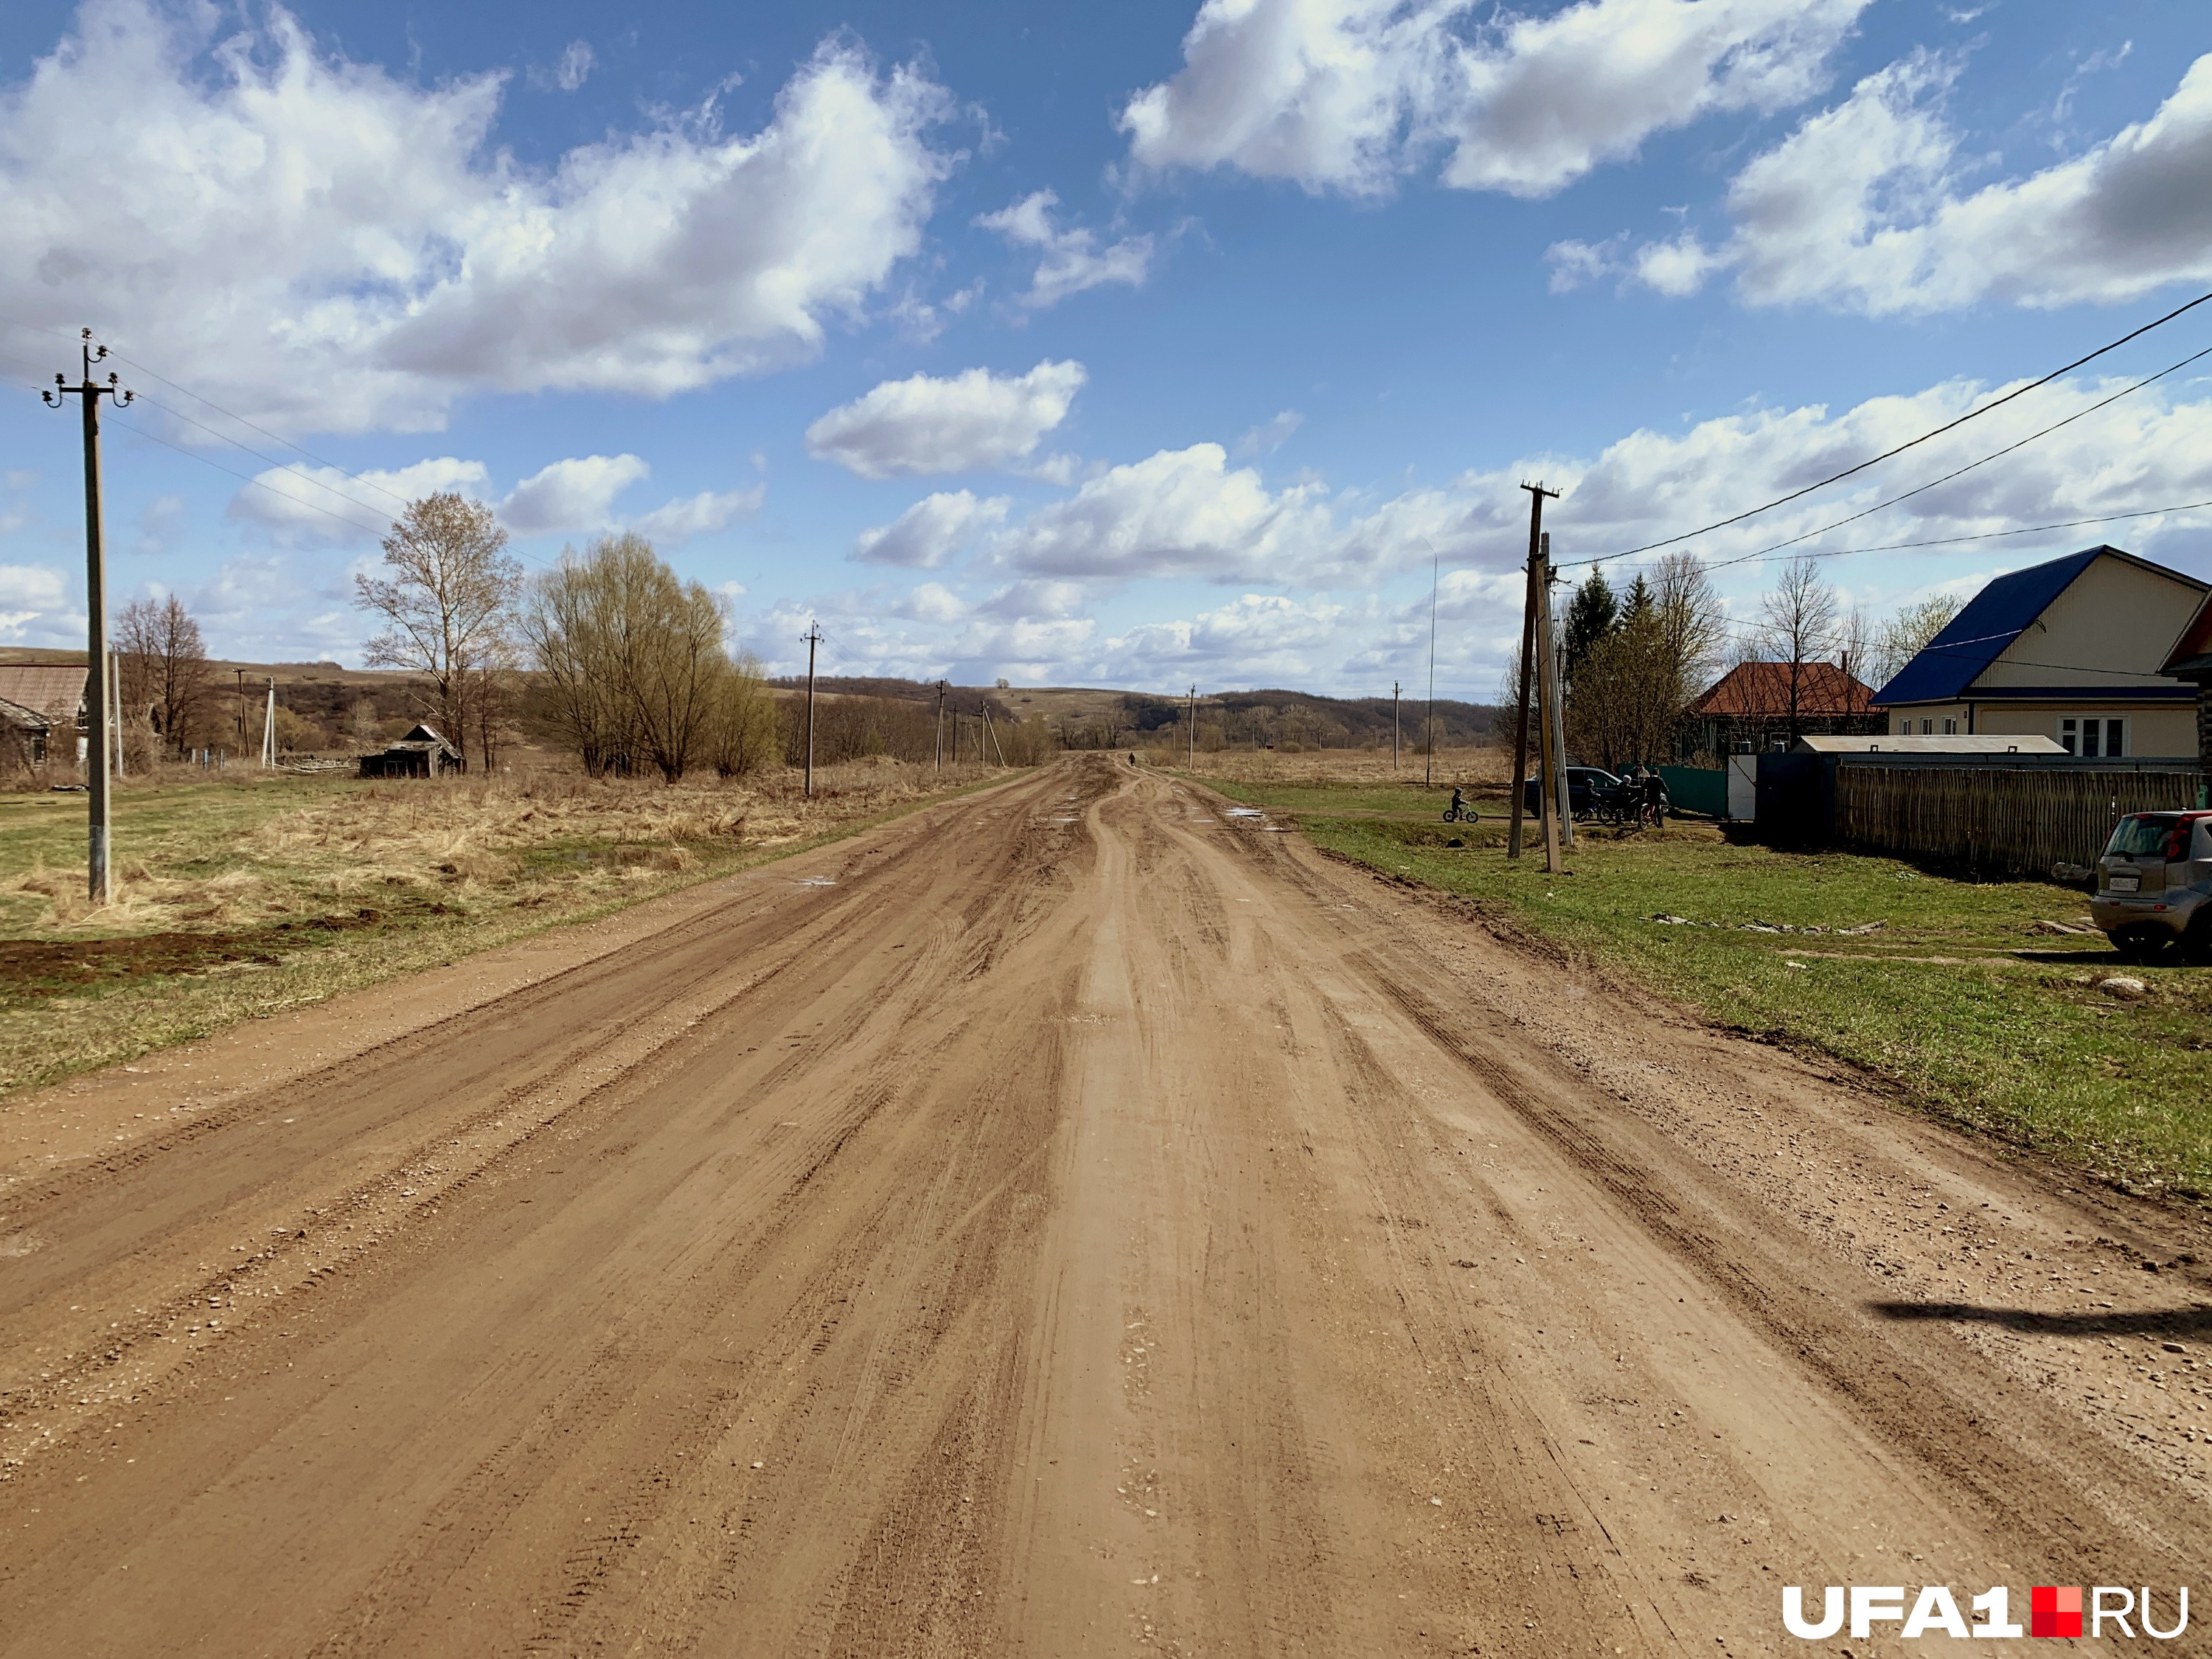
[114,594,209,757]
[354,493,522,770]
[1757,555,1842,745]
[1874,594,1964,689]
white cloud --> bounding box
[1235,409,1304,457]
[899,582,968,623]
[807,361,1087,479]
[852,490,1011,568]
[0,1,956,434]
[987,370,2212,594]
[498,454,650,535]
[975,192,1155,307]
[1617,50,2212,312]
[1119,0,1868,198]
[630,486,765,546]
[992,445,1331,580]
[228,456,490,541]
[0,563,67,641]
[554,41,594,93]
[1095,592,1358,682]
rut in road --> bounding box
[0,755,2202,1658]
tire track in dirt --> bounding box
[2,757,2205,1657]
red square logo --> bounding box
[2031,1586,2084,1638]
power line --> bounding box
[1560,339,2212,576]
[103,409,392,538]
[124,388,412,525]
[1591,285,2212,561]
[0,316,414,512]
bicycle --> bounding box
[1440,801,1478,824]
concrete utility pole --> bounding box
[1540,534,1573,854]
[1391,681,1400,771]
[235,666,246,759]
[110,650,123,779]
[935,681,947,774]
[801,622,823,798]
[44,329,132,905]
[261,677,276,768]
[1506,481,1560,860]
[1187,684,1197,768]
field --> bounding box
[0,757,1001,1095]
[1196,768,2212,1199]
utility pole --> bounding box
[235,666,246,759]
[44,329,131,905]
[110,649,123,779]
[1539,535,1573,855]
[1391,681,1400,771]
[1506,481,1560,860]
[801,622,822,799]
[1531,532,1565,874]
[1187,684,1197,768]
[262,677,276,768]
[935,680,947,774]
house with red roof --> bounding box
[1873,546,2205,759]
[1684,659,1879,757]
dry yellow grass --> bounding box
[0,757,1009,1095]
[1151,744,1512,787]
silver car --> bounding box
[2093,811,2212,963]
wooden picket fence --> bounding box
[1832,763,2205,877]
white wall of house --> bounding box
[1886,700,2194,755]
[1976,554,2202,690]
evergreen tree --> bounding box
[1562,566,1619,686]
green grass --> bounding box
[1202,774,2212,1200]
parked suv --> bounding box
[1521,767,1621,818]
[2093,810,2212,962]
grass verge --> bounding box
[0,760,1009,1098]
[1200,773,2212,1201]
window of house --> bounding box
[1920,717,1934,734]
[1942,718,1958,735]
[2059,716,2128,757]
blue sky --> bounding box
[1,0,2208,700]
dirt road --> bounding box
[3,756,2207,1656]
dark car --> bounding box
[1522,767,1621,818]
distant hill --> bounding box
[767,677,1498,751]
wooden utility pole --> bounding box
[1187,684,1197,768]
[235,666,246,758]
[44,329,131,904]
[1425,557,1439,787]
[801,622,822,799]
[1391,681,1401,771]
[1533,535,1565,872]
[934,681,947,773]
[1506,481,1560,860]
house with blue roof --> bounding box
[1871,546,2208,759]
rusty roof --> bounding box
[0,665,86,725]
[1687,661,1874,718]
